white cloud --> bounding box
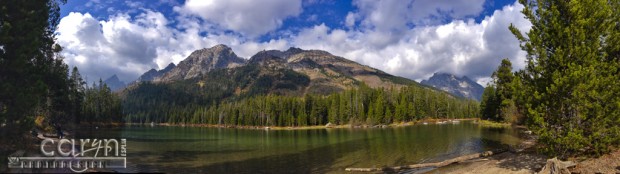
[290,2,531,86]
[347,0,486,49]
[56,12,164,83]
[56,10,295,83]
[56,1,531,87]
[175,0,302,38]
[345,12,357,28]
[125,1,143,8]
[352,0,486,27]
[408,0,486,24]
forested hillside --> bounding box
[124,83,479,126]
[119,44,480,126]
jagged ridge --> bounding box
[421,73,484,101]
[129,44,419,96]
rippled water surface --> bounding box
[78,121,520,173]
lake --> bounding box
[77,121,520,173]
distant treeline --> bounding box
[81,79,123,124]
[124,84,479,126]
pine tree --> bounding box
[493,59,514,100]
[491,58,518,122]
[384,107,393,124]
[0,0,66,143]
[480,85,498,121]
[69,67,86,124]
[366,102,375,125]
[374,94,385,124]
[510,0,620,157]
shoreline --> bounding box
[425,125,546,174]
[118,118,480,130]
[25,120,620,173]
[345,123,545,174]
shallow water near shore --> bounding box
[75,121,521,173]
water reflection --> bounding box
[82,121,520,173]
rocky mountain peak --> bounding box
[211,44,230,50]
[104,74,126,91]
[157,44,246,81]
[421,72,484,101]
[189,44,234,59]
[135,63,176,82]
[162,62,176,71]
[249,52,285,66]
[145,69,158,74]
[432,72,455,79]
[250,47,307,62]
[107,74,119,81]
[285,47,304,55]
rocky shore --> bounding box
[420,126,620,174]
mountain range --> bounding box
[104,44,483,102]
[421,73,484,101]
[114,44,485,123]
[123,44,417,96]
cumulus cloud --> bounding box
[352,0,486,27]
[174,0,302,38]
[56,0,530,87]
[57,11,168,83]
[345,12,357,28]
[346,0,486,49]
[290,2,530,86]
[56,10,293,83]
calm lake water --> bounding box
[77,121,520,173]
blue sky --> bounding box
[56,0,530,86]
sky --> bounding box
[56,0,531,86]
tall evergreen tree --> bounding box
[480,85,499,121]
[493,59,514,101]
[510,0,620,157]
[69,67,86,124]
[482,58,520,122]
[0,0,66,143]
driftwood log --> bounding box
[345,149,506,172]
[537,157,575,174]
